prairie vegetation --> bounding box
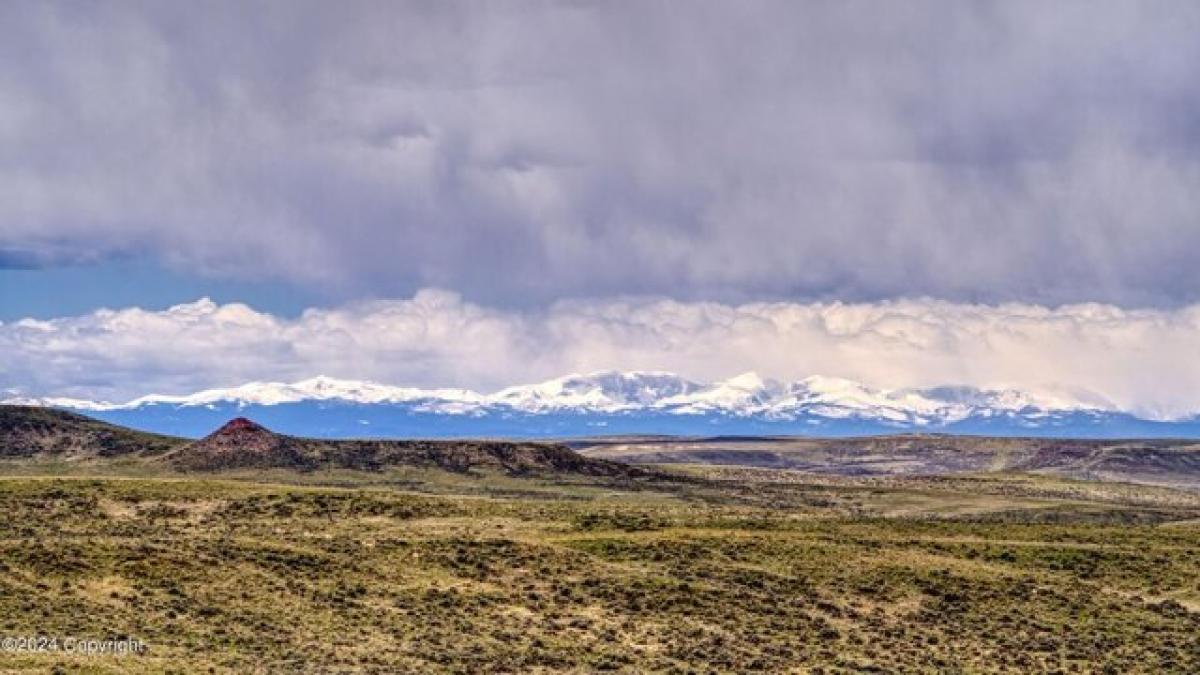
[0,467,1197,673]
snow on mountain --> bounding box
[642,373,1105,425]
[770,376,949,423]
[0,395,116,412]
[122,375,486,410]
[490,371,701,412]
[5,371,1120,429]
[4,376,484,413]
[655,372,785,414]
[914,385,1103,416]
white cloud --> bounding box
[4,291,1200,419]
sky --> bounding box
[3,2,1200,414]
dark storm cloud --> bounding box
[1,1,1199,305]
[0,250,43,270]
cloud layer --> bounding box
[2,2,1200,305]
[5,291,1200,420]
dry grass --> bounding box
[0,469,1197,673]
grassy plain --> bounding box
[0,464,1197,673]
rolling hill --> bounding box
[169,416,640,476]
[0,405,181,458]
[0,406,639,478]
[577,434,1200,489]
[5,404,1200,488]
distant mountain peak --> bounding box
[4,372,1109,420]
[490,370,701,413]
[11,371,1188,439]
[721,371,774,390]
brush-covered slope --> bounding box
[0,405,182,458]
[579,434,1200,488]
[170,417,641,476]
[0,406,641,478]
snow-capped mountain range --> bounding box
[7,372,1198,439]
